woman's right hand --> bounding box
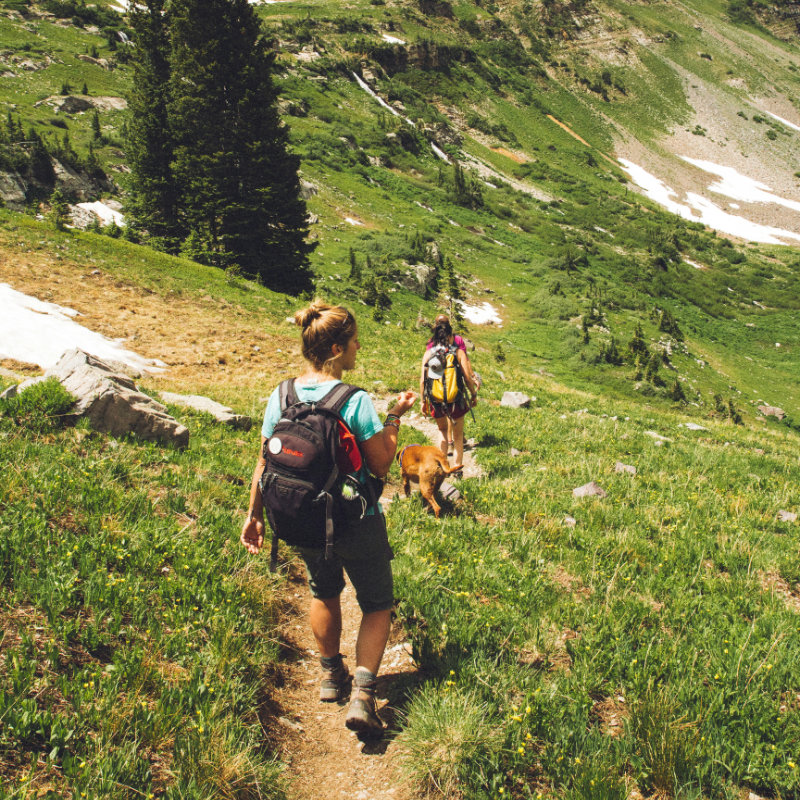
[240,515,265,554]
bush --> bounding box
[0,378,75,433]
[398,687,502,797]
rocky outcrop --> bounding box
[758,404,785,421]
[159,392,252,430]
[42,349,188,447]
[501,391,532,408]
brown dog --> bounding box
[397,444,460,518]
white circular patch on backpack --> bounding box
[268,437,282,455]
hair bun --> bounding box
[295,302,328,329]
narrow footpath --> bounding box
[266,401,484,800]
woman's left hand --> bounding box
[390,390,416,416]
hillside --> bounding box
[1,0,800,798]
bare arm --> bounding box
[419,349,432,398]
[360,391,417,478]
[458,349,478,400]
[240,436,267,553]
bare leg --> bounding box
[355,609,391,675]
[435,416,448,456]
[310,596,342,658]
[452,415,465,468]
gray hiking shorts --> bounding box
[296,513,394,614]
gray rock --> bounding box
[0,384,18,400]
[440,482,460,502]
[54,95,94,114]
[614,462,636,475]
[573,481,607,499]
[159,392,252,430]
[680,422,707,431]
[758,405,785,420]
[777,510,797,523]
[564,515,577,528]
[645,430,671,443]
[0,170,27,209]
[501,391,531,409]
[510,448,522,457]
[44,349,189,447]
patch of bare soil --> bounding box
[758,569,800,613]
[0,244,304,394]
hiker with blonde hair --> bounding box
[241,301,416,738]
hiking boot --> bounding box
[319,661,351,702]
[345,685,384,738]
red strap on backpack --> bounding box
[336,419,363,473]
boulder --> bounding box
[573,481,607,499]
[0,170,28,209]
[614,462,636,475]
[680,422,707,431]
[54,95,94,114]
[501,391,531,409]
[777,510,797,523]
[159,392,252,430]
[45,349,189,447]
[758,405,785,420]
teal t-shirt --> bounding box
[261,380,384,514]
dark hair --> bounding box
[294,301,357,372]
[430,319,452,347]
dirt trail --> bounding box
[269,404,483,800]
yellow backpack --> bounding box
[426,344,463,405]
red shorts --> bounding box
[430,398,468,420]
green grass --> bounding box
[390,380,800,799]
[0,390,287,798]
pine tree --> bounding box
[168,0,313,292]
[126,0,182,250]
[91,109,102,141]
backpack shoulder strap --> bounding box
[278,378,298,410]
[317,382,363,416]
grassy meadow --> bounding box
[2,0,800,797]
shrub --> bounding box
[629,684,700,796]
[398,687,502,798]
[0,378,75,433]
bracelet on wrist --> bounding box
[384,416,400,430]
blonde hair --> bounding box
[294,301,357,372]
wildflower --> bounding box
[518,747,525,754]
[789,761,796,769]
[525,706,531,714]
[526,733,532,740]
[575,757,581,765]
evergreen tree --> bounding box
[442,257,464,324]
[168,0,314,292]
[48,189,69,231]
[91,109,102,141]
[348,247,361,283]
[126,0,182,250]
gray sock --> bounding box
[354,667,377,689]
[320,654,343,671]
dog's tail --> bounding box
[436,454,462,474]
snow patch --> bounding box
[344,217,364,226]
[457,300,502,326]
[761,110,800,133]
[382,33,405,44]
[0,283,165,373]
[76,201,126,227]
[619,159,800,245]
[681,157,800,213]
[683,258,705,269]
